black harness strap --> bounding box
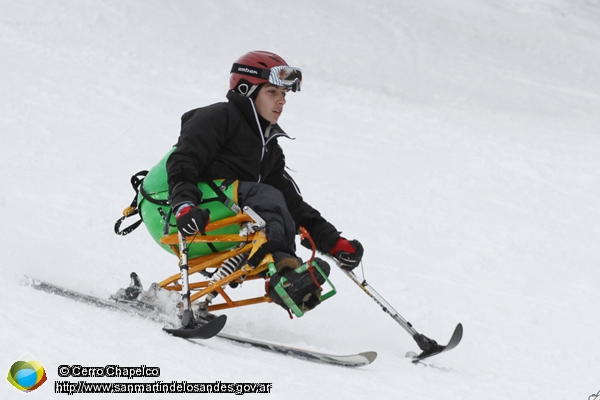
[114,209,142,236]
[114,171,148,236]
[140,184,169,206]
[201,179,239,213]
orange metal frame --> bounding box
[157,212,275,312]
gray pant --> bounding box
[237,181,296,256]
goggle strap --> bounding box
[230,63,270,80]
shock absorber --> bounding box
[202,254,247,307]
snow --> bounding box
[2,0,599,398]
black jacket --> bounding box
[167,90,339,253]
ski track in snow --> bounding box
[1,1,599,399]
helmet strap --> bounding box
[245,84,260,98]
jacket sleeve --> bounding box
[264,147,340,254]
[166,106,229,208]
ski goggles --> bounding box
[231,63,302,92]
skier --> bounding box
[166,50,363,276]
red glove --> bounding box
[175,203,210,235]
[330,238,364,271]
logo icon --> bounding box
[7,355,47,392]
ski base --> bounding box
[216,332,377,367]
[406,323,463,363]
[26,276,376,367]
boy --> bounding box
[167,51,363,274]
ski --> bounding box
[25,277,225,339]
[406,323,463,363]
[26,276,167,322]
[25,277,376,367]
[216,332,377,367]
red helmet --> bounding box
[229,51,302,97]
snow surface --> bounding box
[2,0,599,399]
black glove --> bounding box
[175,203,210,235]
[330,238,364,271]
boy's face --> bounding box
[254,84,288,125]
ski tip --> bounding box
[448,323,463,349]
[359,351,378,363]
[455,322,463,334]
[22,275,37,286]
[216,314,228,325]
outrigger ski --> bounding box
[163,314,227,340]
[342,269,463,364]
[406,323,463,363]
